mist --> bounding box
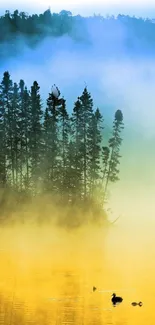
[0,9,155,324]
[0,210,154,324]
[0,14,154,222]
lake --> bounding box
[0,222,154,325]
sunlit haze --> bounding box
[0,1,154,324]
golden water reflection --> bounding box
[0,224,154,325]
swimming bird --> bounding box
[93,286,97,292]
[131,301,143,307]
[111,293,123,305]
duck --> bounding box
[111,293,123,305]
[131,301,143,307]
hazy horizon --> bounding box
[1,2,155,19]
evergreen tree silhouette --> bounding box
[71,97,83,201]
[102,146,110,183]
[11,82,20,189]
[0,72,13,186]
[104,109,124,198]
[0,72,11,186]
[58,96,70,200]
[87,108,103,200]
[0,70,125,226]
[78,87,94,200]
[19,80,31,192]
[43,85,61,193]
[29,81,43,193]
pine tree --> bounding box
[104,109,124,198]
[29,81,43,193]
[102,146,110,182]
[11,82,20,189]
[78,87,94,200]
[0,94,6,186]
[64,140,77,202]
[0,73,9,186]
[0,72,13,187]
[70,98,83,201]
[58,97,70,200]
[87,108,103,200]
[42,107,51,191]
[18,79,25,190]
[43,85,62,194]
[18,80,31,192]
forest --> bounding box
[0,9,155,57]
[0,71,124,226]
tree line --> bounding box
[0,71,124,214]
[1,9,155,54]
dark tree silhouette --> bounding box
[0,73,9,186]
[58,97,70,200]
[29,81,43,193]
[104,109,124,199]
[11,82,20,189]
[78,87,94,200]
[87,108,103,200]
[18,82,31,192]
[0,71,124,226]
[0,72,13,186]
[43,86,62,193]
[102,146,110,184]
[70,98,83,201]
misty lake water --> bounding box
[0,223,154,325]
